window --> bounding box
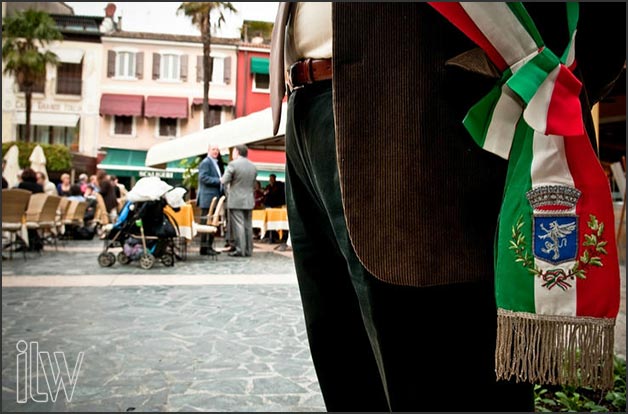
[197,56,230,84]
[158,117,178,137]
[56,61,83,95]
[113,115,133,135]
[116,51,136,78]
[108,50,142,79]
[211,57,224,84]
[253,73,270,92]
[18,125,78,147]
[18,73,45,94]
[160,54,180,80]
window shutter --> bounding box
[152,53,160,80]
[180,54,188,81]
[107,50,116,77]
[223,57,231,84]
[135,52,144,79]
[196,55,202,82]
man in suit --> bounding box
[270,2,625,412]
[221,145,257,257]
[197,143,223,255]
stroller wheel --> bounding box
[107,252,116,265]
[117,252,131,265]
[161,253,175,267]
[139,253,155,270]
[98,252,114,267]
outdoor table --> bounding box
[265,207,289,233]
[252,209,267,236]
[253,207,289,240]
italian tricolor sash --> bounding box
[429,2,620,389]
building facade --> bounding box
[235,43,271,118]
[1,12,105,176]
[97,30,239,185]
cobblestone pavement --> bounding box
[2,238,625,412]
[2,239,325,412]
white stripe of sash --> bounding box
[530,130,577,316]
[523,65,561,135]
[483,86,521,159]
[461,3,539,66]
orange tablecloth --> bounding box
[164,204,196,240]
[265,208,289,231]
[252,207,289,238]
[252,209,267,233]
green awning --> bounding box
[256,170,285,182]
[97,148,191,179]
[100,148,146,167]
[250,57,270,75]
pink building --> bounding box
[97,28,239,185]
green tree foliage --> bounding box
[2,9,62,142]
[2,142,72,172]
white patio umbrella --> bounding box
[3,144,21,188]
[29,144,48,178]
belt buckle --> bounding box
[288,64,303,91]
[288,59,312,91]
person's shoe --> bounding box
[199,248,209,256]
[228,252,244,257]
[207,249,219,256]
[222,246,236,253]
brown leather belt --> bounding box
[287,58,333,90]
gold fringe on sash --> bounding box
[496,309,616,389]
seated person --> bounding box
[67,184,86,202]
[17,168,43,193]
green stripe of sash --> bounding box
[506,48,560,104]
[495,122,535,313]
[506,2,544,47]
[560,3,580,63]
[463,70,512,148]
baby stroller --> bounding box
[98,177,182,269]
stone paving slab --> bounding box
[2,238,625,412]
[2,239,296,277]
[1,285,325,412]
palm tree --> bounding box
[2,9,62,142]
[178,2,236,129]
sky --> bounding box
[65,2,278,38]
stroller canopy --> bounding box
[126,177,173,202]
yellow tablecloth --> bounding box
[252,209,267,234]
[265,208,289,231]
[252,207,289,238]
[164,204,196,240]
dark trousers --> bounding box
[285,81,534,412]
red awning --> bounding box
[192,98,234,107]
[99,94,144,117]
[145,96,189,119]
[248,149,286,164]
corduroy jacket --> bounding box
[271,2,625,288]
